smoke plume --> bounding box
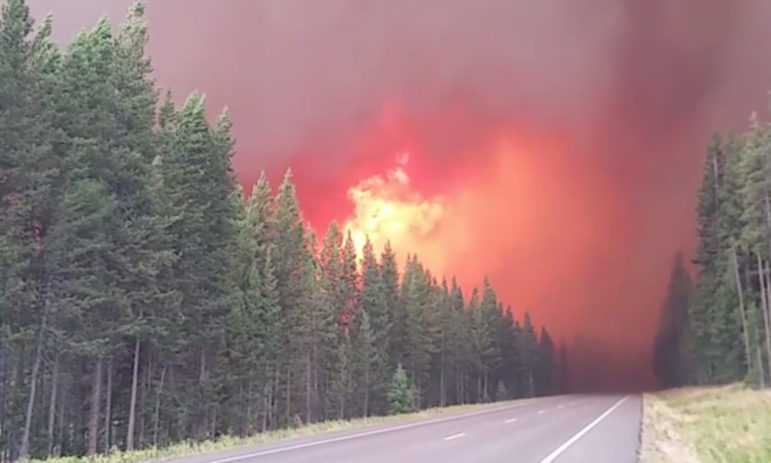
[26,0,771,390]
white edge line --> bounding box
[538,410,546,415]
[538,395,630,463]
[505,417,518,424]
[443,432,466,441]
[205,397,549,463]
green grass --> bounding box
[32,399,529,463]
[641,384,771,463]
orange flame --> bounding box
[333,123,657,389]
[343,152,445,266]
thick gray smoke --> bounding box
[25,0,771,389]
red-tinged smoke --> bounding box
[26,0,771,391]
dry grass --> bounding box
[641,384,771,463]
[31,399,528,463]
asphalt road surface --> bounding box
[167,394,641,463]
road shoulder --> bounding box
[640,385,771,463]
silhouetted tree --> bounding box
[654,253,693,387]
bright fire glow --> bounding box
[322,118,657,388]
[343,152,445,264]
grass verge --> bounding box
[32,399,529,463]
[641,384,771,463]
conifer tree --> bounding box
[353,309,378,416]
[690,136,730,382]
[387,364,414,415]
[329,334,353,419]
[0,1,60,457]
[739,121,771,383]
[720,135,754,376]
[685,125,771,386]
[319,222,346,419]
[519,312,539,396]
[536,327,555,395]
[467,287,490,402]
[653,253,692,387]
[358,238,389,413]
[272,169,316,425]
[341,231,360,323]
[0,2,565,457]
[480,278,503,399]
[447,279,471,404]
[495,307,519,397]
[401,256,434,406]
[380,242,403,368]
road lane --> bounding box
[159,394,640,463]
[200,396,571,463]
[390,394,632,463]
[552,394,642,463]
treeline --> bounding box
[0,2,560,461]
[655,108,771,388]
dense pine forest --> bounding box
[0,2,560,460]
[654,112,771,389]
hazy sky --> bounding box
[24,0,771,389]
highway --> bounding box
[166,394,641,463]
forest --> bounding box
[654,111,771,389]
[0,2,561,461]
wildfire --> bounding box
[335,123,631,364]
[342,152,445,264]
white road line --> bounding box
[505,417,518,424]
[203,398,550,463]
[538,410,546,415]
[557,405,564,409]
[538,396,630,463]
[443,432,467,441]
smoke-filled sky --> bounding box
[25,0,771,390]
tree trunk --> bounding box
[483,369,489,402]
[153,365,166,447]
[210,405,217,438]
[245,379,253,434]
[0,326,5,456]
[338,386,344,419]
[456,371,462,405]
[761,257,771,354]
[47,355,59,457]
[126,339,141,451]
[439,362,446,407]
[762,260,771,381]
[460,371,466,404]
[236,381,244,436]
[55,376,66,458]
[757,254,770,376]
[757,346,766,388]
[732,247,752,373]
[312,342,319,420]
[763,189,771,247]
[198,347,207,438]
[262,370,272,432]
[104,358,112,452]
[305,355,311,424]
[19,279,52,461]
[477,373,482,403]
[87,357,103,456]
[271,367,279,429]
[285,366,291,426]
[139,353,152,446]
[363,363,370,417]
[712,151,719,205]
